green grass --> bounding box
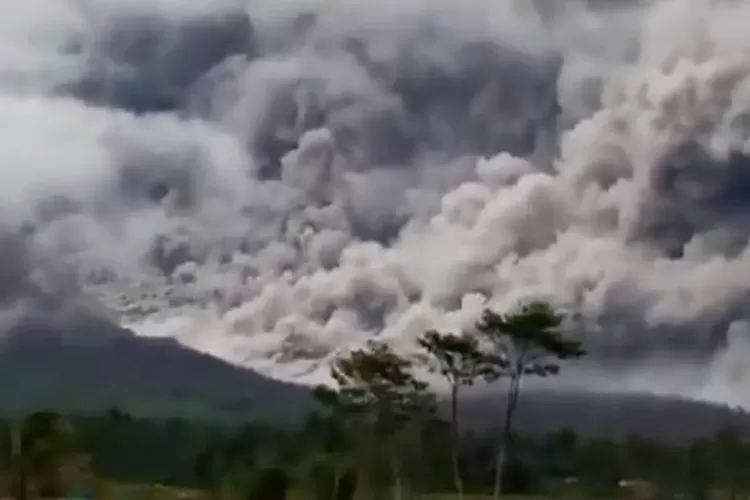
[423,496,543,499]
[105,483,211,499]
[293,494,541,500]
[112,484,546,500]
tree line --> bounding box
[2,301,750,499]
[310,301,584,500]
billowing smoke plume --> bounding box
[4,0,750,405]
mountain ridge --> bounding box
[2,314,749,441]
[0,315,311,421]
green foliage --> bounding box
[476,302,585,377]
[475,301,586,499]
[501,455,539,495]
[577,437,622,496]
[324,340,436,498]
[247,467,289,500]
[329,340,436,432]
[336,469,357,500]
[4,411,79,499]
[1,409,750,499]
[9,303,750,500]
[417,329,501,499]
[417,330,503,386]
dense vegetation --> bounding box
[3,301,750,499]
[3,410,750,499]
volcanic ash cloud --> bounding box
[4,0,750,404]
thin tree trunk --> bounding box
[450,384,464,500]
[11,419,27,500]
[493,374,522,500]
[331,470,340,500]
[392,460,402,500]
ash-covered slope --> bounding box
[0,314,309,420]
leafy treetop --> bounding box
[476,301,585,377]
[417,330,503,386]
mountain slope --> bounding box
[2,313,749,440]
[458,390,750,442]
[0,315,310,421]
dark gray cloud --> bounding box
[64,5,256,113]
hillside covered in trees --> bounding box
[0,309,746,440]
[3,302,750,499]
[3,404,750,498]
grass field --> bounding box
[110,486,539,500]
[101,483,211,499]
[108,481,552,500]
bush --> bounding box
[310,461,335,500]
[310,464,357,500]
[336,469,357,500]
[248,467,289,500]
[502,456,539,495]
